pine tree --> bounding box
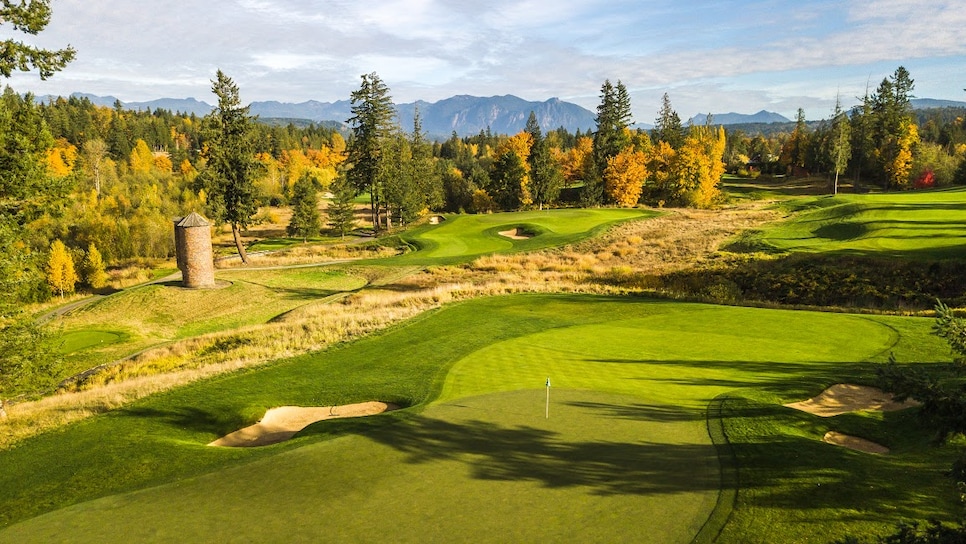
[588,79,633,205]
[0,0,75,79]
[327,176,358,238]
[47,239,76,298]
[287,173,322,242]
[525,111,564,209]
[346,72,396,230]
[654,93,684,149]
[197,70,259,263]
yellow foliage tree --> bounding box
[47,240,77,298]
[129,139,154,174]
[46,138,77,178]
[559,136,593,185]
[604,149,648,207]
[153,152,173,173]
[886,120,919,189]
[673,125,726,208]
[81,242,108,289]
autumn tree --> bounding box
[346,72,396,230]
[780,108,809,175]
[81,139,108,195]
[47,239,76,298]
[197,70,259,263]
[604,148,648,206]
[80,242,107,289]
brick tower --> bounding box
[173,212,215,288]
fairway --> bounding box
[1,295,952,543]
[747,188,966,259]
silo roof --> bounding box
[175,212,210,228]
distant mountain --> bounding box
[689,110,791,126]
[396,95,596,138]
[41,92,596,138]
[249,100,352,123]
[911,98,966,110]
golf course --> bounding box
[1,192,964,543]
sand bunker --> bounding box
[208,401,398,448]
[823,431,890,454]
[784,383,920,418]
[498,228,531,240]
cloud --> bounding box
[5,0,964,118]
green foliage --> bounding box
[197,70,259,261]
[0,310,56,417]
[0,0,75,80]
[286,173,322,241]
[525,111,564,209]
[327,176,358,237]
[346,72,396,230]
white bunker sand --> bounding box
[498,228,531,240]
[209,401,398,448]
[785,384,920,455]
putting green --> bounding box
[0,390,715,543]
[396,208,654,263]
[57,329,127,355]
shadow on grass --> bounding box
[360,412,722,496]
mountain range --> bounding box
[52,93,966,138]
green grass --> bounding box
[392,208,656,265]
[738,188,966,259]
[0,295,957,543]
[46,267,368,380]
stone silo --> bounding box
[173,212,215,288]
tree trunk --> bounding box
[232,223,249,264]
[0,398,7,420]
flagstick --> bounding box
[545,377,550,419]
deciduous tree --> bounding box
[46,238,76,298]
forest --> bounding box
[0,64,965,406]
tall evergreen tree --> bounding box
[287,173,322,242]
[654,92,684,149]
[327,176,358,238]
[346,72,396,230]
[197,70,259,263]
[525,111,563,209]
[589,79,633,205]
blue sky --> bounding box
[7,0,966,121]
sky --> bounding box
[6,0,966,121]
